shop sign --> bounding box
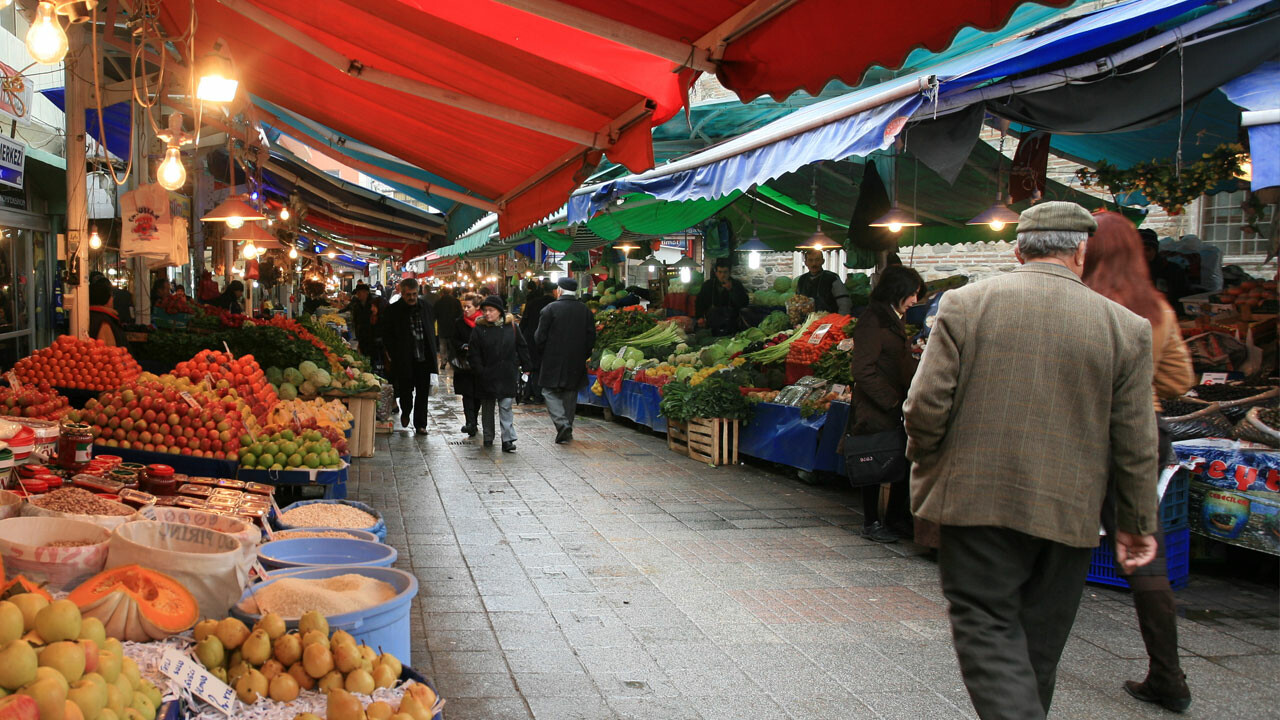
[0,62,33,122]
[660,237,689,251]
[1176,440,1280,556]
[0,134,26,190]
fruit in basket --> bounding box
[34,602,81,644]
[9,595,49,633]
[0,639,38,690]
[13,338,142,393]
[67,567,198,643]
[0,387,71,422]
[172,351,278,424]
[1,602,23,645]
[234,669,267,704]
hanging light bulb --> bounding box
[288,247,298,259]
[157,146,186,191]
[197,52,239,102]
[242,241,257,259]
[279,207,290,221]
[26,2,68,65]
[869,205,920,233]
[747,251,761,270]
[679,267,691,283]
[88,227,102,250]
[225,217,244,229]
[327,250,337,259]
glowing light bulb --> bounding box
[327,250,337,259]
[288,247,298,259]
[157,146,186,191]
[225,217,245,229]
[748,250,761,270]
[988,220,1005,231]
[279,207,290,221]
[196,53,238,102]
[242,241,257,259]
[888,222,902,233]
[26,2,68,65]
[679,267,691,283]
[88,228,102,250]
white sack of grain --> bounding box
[108,520,246,619]
[149,506,261,577]
[0,516,111,590]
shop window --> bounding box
[1200,190,1273,257]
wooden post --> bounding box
[65,23,89,338]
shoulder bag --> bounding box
[841,427,907,487]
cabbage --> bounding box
[312,369,333,387]
[299,360,320,379]
[279,382,299,400]
[773,277,792,292]
[299,380,317,396]
[624,347,644,363]
[283,367,305,385]
[265,367,284,386]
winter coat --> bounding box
[434,294,463,339]
[382,298,438,387]
[535,295,595,391]
[450,315,478,398]
[520,292,553,365]
[469,314,531,399]
[849,302,917,435]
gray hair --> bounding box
[1016,229,1087,259]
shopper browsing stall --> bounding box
[695,260,749,336]
[89,275,129,348]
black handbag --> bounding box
[448,342,471,371]
[841,428,907,487]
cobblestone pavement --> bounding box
[346,393,1278,720]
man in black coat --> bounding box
[535,277,595,444]
[695,260,749,336]
[519,279,554,404]
[382,278,438,435]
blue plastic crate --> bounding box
[1159,471,1189,531]
[1088,527,1189,590]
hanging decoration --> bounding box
[1076,143,1247,215]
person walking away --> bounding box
[520,279,554,404]
[342,283,379,361]
[89,275,128,348]
[209,280,245,314]
[695,260,749,336]
[469,296,531,452]
[450,294,482,436]
[433,287,463,380]
[797,250,852,314]
[904,201,1160,720]
[382,278,438,435]
[1085,212,1195,712]
[844,265,923,544]
[536,277,595,444]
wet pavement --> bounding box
[346,392,1279,719]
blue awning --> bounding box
[1220,61,1279,191]
[41,88,132,160]
[569,0,1219,223]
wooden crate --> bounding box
[685,417,739,467]
[667,420,689,455]
[334,394,377,457]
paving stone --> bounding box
[350,393,1276,720]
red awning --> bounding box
[159,0,1064,238]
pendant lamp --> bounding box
[869,140,920,233]
[967,122,1020,231]
[798,165,847,249]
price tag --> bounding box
[1200,372,1229,385]
[158,648,237,715]
[179,392,202,410]
[807,323,833,345]
[6,371,21,391]
[831,384,848,396]
[836,338,854,351]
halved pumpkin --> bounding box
[68,565,198,641]
[0,575,52,602]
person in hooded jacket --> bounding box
[469,295,531,452]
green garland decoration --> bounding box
[1076,143,1246,216]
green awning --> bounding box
[436,218,497,257]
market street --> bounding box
[347,394,1279,720]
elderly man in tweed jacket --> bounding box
[904,201,1159,720]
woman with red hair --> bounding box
[1084,211,1195,713]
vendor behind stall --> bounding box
[89,275,128,347]
[796,250,852,314]
[695,259,749,335]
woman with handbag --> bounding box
[451,293,483,436]
[845,265,924,543]
[1084,212,1195,712]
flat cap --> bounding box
[557,277,578,291]
[1017,201,1097,233]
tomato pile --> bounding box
[0,385,71,421]
[13,336,142,391]
[172,350,278,423]
[786,313,849,365]
[71,373,260,459]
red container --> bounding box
[143,464,177,496]
[20,478,48,494]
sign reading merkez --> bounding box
[0,134,25,190]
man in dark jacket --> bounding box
[342,283,378,360]
[433,287,463,342]
[535,277,595,444]
[695,260,749,336]
[519,280,554,403]
[797,250,852,314]
[382,278,438,435]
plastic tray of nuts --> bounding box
[271,499,386,542]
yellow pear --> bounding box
[343,669,374,696]
[267,673,299,703]
[300,630,328,650]
[34,601,82,644]
[376,653,402,679]
[325,689,364,720]
[259,659,284,682]
[297,612,328,639]
[286,663,315,692]
[396,693,431,720]
[240,630,272,667]
[227,662,249,686]
[210,667,227,685]
[214,619,249,652]
[64,699,85,720]
[193,637,225,671]
[0,640,38,691]
[191,620,218,643]
[272,634,302,667]
[365,702,393,720]
[234,669,267,704]
[122,710,143,720]
[332,644,362,674]
[316,671,343,694]
[301,644,333,679]
[388,714,414,720]
[358,646,376,663]
[253,614,286,641]
[328,631,355,650]
[98,710,118,720]
[294,714,321,720]
[371,662,397,690]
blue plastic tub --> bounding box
[273,499,385,541]
[232,566,418,664]
[270,527,378,543]
[258,537,397,570]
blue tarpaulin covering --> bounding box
[569,0,1221,223]
[737,403,828,472]
[42,88,132,160]
[1219,61,1280,190]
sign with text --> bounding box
[157,648,237,715]
[1175,440,1280,557]
[0,134,26,190]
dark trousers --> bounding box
[395,361,433,430]
[939,525,1093,720]
[461,394,479,429]
[861,481,910,528]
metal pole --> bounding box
[65,23,89,338]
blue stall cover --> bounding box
[608,381,667,433]
[569,0,1220,222]
[42,88,132,160]
[1220,61,1280,191]
[737,403,828,472]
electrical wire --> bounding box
[91,2,134,186]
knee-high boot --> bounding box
[1125,583,1191,713]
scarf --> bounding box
[463,310,480,328]
[89,305,119,320]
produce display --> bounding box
[238,427,346,471]
[27,489,134,517]
[1211,279,1278,312]
[593,308,657,352]
[786,314,851,366]
[13,338,142,392]
[251,575,395,618]
[265,400,353,434]
[68,566,198,642]
[72,373,261,458]
[0,387,72,422]
[172,351,278,423]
